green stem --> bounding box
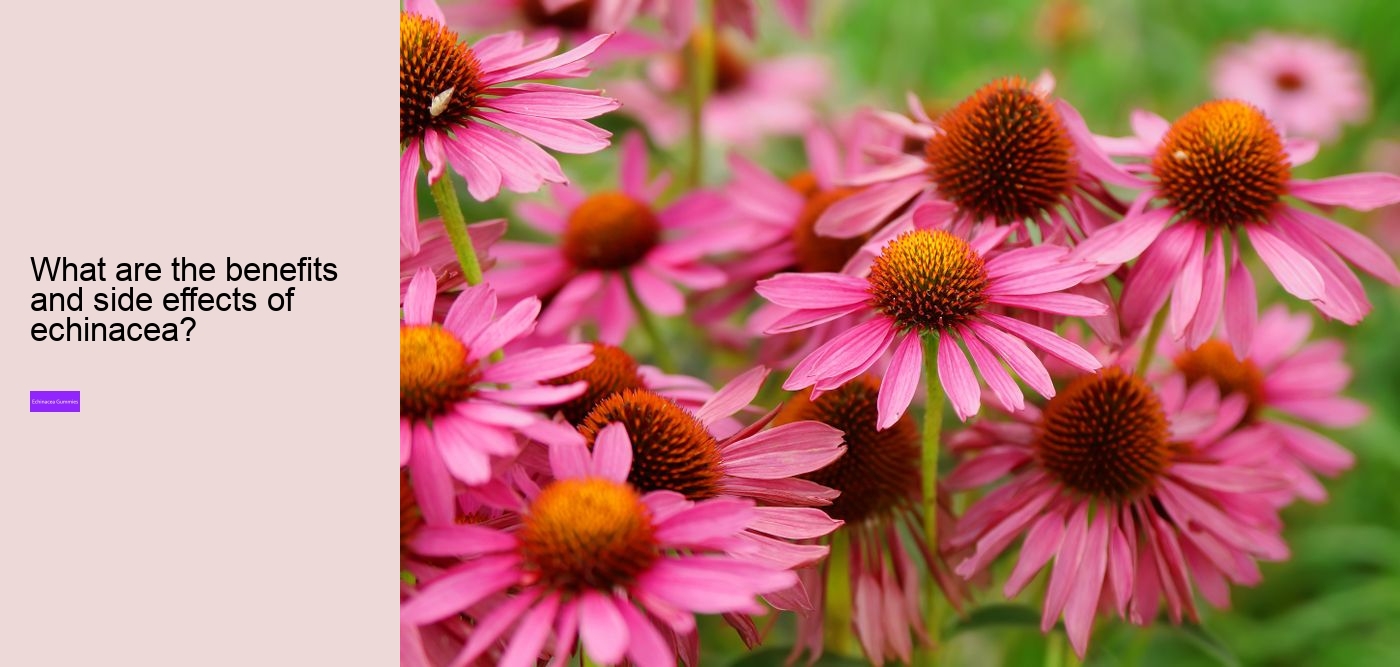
[623,274,678,373]
[1045,631,1066,667]
[685,2,715,187]
[424,167,485,287]
[1136,306,1168,377]
[823,530,855,656]
[919,332,946,666]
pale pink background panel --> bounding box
[0,2,397,665]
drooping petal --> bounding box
[1288,172,1400,211]
[695,366,770,426]
[876,331,924,429]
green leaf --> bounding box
[1172,623,1241,667]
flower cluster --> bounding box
[400,2,1398,665]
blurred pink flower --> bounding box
[1160,306,1363,503]
[699,117,901,365]
[949,367,1290,658]
[440,0,666,66]
[647,0,811,43]
[400,0,618,252]
[400,422,799,667]
[757,227,1105,425]
[1081,100,1400,353]
[1211,32,1370,143]
[491,132,737,344]
[400,269,592,522]
[611,33,829,148]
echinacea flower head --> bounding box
[575,367,846,507]
[1163,306,1363,502]
[758,227,1105,425]
[543,342,716,425]
[570,367,847,624]
[1211,31,1370,143]
[816,75,1137,242]
[400,423,798,667]
[492,132,736,344]
[776,377,967,666]
[1080,99,1400,351]
[950,367,1289,658]
[399,0,618,252]
[400,268,593,523]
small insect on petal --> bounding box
[430,88,455,118]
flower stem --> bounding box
[685,2,715,187]
[623,274,678,373]
[1136,306,1168,377]
[919,332,945,666]
[424,168,485,287]
[1045,631,1065,667]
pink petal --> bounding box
[403,0,445,23]
[722,422,846,478]
[402,268,437,326]
[1224,251,1258,359]
[748,506,842,539]
[486,112,612,154]
[483,33,610,84]
[592,422,633,482]
[549,435,593,480]
[1283,206,1400,285]
[407,424,455,524]
[400,556,519,625]
[400,146,422,253]
[785,318,895,391]
[1247,224,1325,300]
[442,283,496,341]
[937,333,981,421]
[452,588,541,666]
[815,176,928,238]
[966,322,1054,398]
[1289,172,1400,211]
[1072,206,1175,265]
[755,272,873,309]
[981,313,1102,372]
[579,592,629,665]
[412,524,517,557]
[1056,99,1152,189]
[960,328,1024,412]
[654,497,754,545]
[499,594,561,667]
[876,331,924,429]
[618,602,673,667]
[991,293,1107,317]
[441,129,503,201]
[1185,234,1226,348]
[1063,511,1109,658]
[695,366,769,426]
[1168,226,1207,340]
[1004,513,1065,597]
[1042,504,1089,632]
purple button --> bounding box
[31,391,80,413]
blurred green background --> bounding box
[449,0,1400,664]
